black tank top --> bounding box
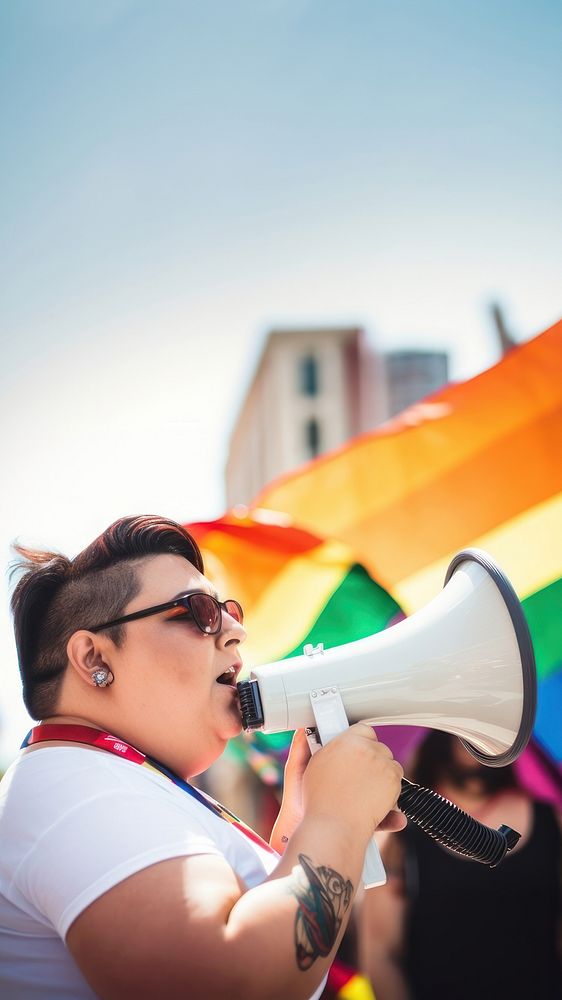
[403,801,562,1000]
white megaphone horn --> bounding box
[237,549,537,886]
[238,548,536,765]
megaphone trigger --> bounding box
[304,726,321,754]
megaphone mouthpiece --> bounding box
[237,678,264,730]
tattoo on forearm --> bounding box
[281,835,289,843]
[292,854,353,971]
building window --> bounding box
[304,417,321,458]
[299,354,319,396]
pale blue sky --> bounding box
[1,0,561,764]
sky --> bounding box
[0,0,561,766]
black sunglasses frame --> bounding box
[87,592,244,636]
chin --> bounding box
[201,727,240,769]
[222,702,244,739]
[229,714,244,736]
[218,719,244,744]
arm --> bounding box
[67,724,403,1000]
[358,833,412,1000]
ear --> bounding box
[66,631,114,688]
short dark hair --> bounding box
[10,515,204,720]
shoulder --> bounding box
[1,747,277,937]
[1,745,245,843]
[1,748,232,941]
[0,747,222,889]
[1,747,180,830]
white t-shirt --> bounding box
[0,746,327,1000]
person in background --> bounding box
[359,730,562,1000]
[0,514,405,1000]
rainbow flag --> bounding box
[326,959,376,999]
[249,317,562,774]
[188,514,402,668]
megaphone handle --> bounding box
[308,688,388,889]
[362,839,388,888]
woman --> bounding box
[0,514,405,1000]
[359,730,562,1000]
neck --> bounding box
[40,714,107,730]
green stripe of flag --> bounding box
[283,563,402,659]
[523,576,562,681]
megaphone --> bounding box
[238,548,536,767]
[237,549,537,886]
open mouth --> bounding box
[216,666,238,687]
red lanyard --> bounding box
[22,724,278,856]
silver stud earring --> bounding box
[92,668,113,688]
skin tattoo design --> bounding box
[292,854,353,970]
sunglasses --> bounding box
[88,592,244,636]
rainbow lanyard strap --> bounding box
[22,724,277,856]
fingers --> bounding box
[292,728,310,749]
[353,721,379,739]
[376,808,407,832]
[300,721,405,836]
[290,728,312,757]
[284,729,312,776]
[349,723,396,761]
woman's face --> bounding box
[106,553,246,776]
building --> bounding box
[384,349,449,419]
[225,326,449,506]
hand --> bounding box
[376,807,407,832]
[302,723,404,840]
[286,728,406,834]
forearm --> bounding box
[269,800,300,854]
[225,813,372,1000]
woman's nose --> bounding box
[219,611,246,645]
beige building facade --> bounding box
[225,326,448,507]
